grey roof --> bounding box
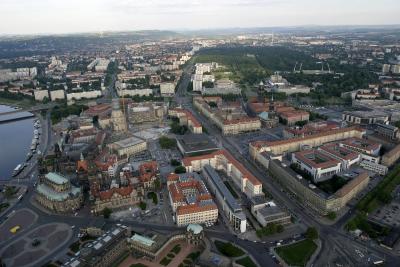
[36,183,81,201]
[203,165,242,212]
[45,172,69,185]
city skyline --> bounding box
[1,0,400,35]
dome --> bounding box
[187,224,203,234]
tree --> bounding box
[159,136,176,149]
[327,211,337,220]
[92,115,99,124]
[102,207,112,219]
[170,159,181,166]
[3,186,17,199]
[174,166,187,174]
[154,178,161,190]
[295,120,308,127]
[305,227,319,240]
[139,201,147,210]
[378,191,392,204]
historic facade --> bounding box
[35,172,83,213]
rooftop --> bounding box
[45,172,69,185]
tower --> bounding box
[111,99,128,132]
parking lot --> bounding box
[147,139,181,175]
[229,128,282,156]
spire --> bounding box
[80,153,84,161]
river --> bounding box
[0,105,35,181]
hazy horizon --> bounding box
[1,0,400,35]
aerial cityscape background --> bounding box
[0,2,400,267]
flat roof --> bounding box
[130,233,156,247]
[203,164,242,212]
[177,133,219,154]
[113,136,145,148]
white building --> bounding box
[160,82,175,96]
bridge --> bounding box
[0,104,54,123]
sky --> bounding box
[1,0,399,35]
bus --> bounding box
[10,225,20,234]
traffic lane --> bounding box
[208,231,278,267]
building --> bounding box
[318,142,361,170]
[193,96,261,135]
[108,136,147,158]
[375,123,399,140]
[176,134,219,156]
[83,103,112,118]
[160,82,176,96]
[167,172,218,226]
[250,199,291,227]
[87,58,110,72]
[138,161,159,190]
[268,160,370,215]
[94,151,120,178]
[128,102,164,124]
[291,149,342,182]
[35,172,83,213]
[70,128,98,144]
[359,160,388,175]
[127,225,204,261]
[169,108,203,134]
[111,99,128,132]
[382,144,400,167]
[276,106,309,126]
[342,110,389,125]
[182,149,263,198]
[0,67,37,82]
[62,225,129,267]
[202,165,247,233]
[283,121,340,139]
[91,184,143,213]
[250,126,365,164]
[340,137,381,163]
[261,74,310,95]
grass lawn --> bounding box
[69,241,80,253]
[0,202,10,212]
[214,240,245,257]
[171,244,181,254]
[159,257,172,266]
[235,256,257,267]
[275,239,317,267]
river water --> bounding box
[0,105,34,181]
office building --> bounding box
[202,165,247,233]
[167,172,218,226]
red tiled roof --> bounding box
[138,161,158,182]
[251,126,365,150]
[293,149,341,169]
[182,149,261,186]
[176,203,217,215]
[98,186,134,201]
